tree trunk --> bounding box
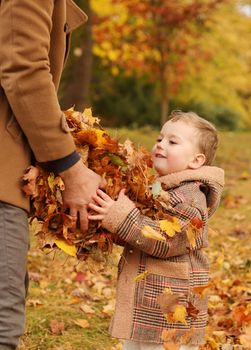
[60,0,93,110]
[160,66,169,126]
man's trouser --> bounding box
[0,202,29,350]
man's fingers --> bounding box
[79,207,88,233]
[67,208,77,232]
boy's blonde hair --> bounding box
[169,110,218,165]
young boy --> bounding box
[88,110,224,350]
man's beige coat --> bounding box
[0,0,87,211]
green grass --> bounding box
[20,128,251,350]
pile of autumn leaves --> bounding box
[22,108,201,261]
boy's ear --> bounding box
[188,153,206,169]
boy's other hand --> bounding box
[88,189,117,221]
[59,160,106,233]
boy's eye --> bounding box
[156,138,162,142]
[169,140,177,145]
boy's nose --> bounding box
[156,142,164,150]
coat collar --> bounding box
[66,0,88,33]
[157,166,225,189]
[157,166,225,217]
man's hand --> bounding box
[59,160,105,233]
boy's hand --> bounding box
[88,189,126,221]
[88,189,115,221]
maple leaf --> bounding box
[156,293,180,314]
[192,284,210,299]
[165,305,187,324]
[190,217,203,229]
[186,301,199,320]
[141,225,166,241]
[186,216,204,248]
[21,165,40,197]
[159,218,181,237]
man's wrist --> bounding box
[45,151,81,174]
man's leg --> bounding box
[0,202,29,349]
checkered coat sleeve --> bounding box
[102,166,224,257]
[102,182,207,258]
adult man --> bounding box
[0,1,103,348]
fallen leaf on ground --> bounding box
[73,319,90,329]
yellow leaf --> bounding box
[216,249,224,267]
[55,239,77,257]
[73,319,90,329]
[186,225,196,249]
[159,218,181,237]
[83,108,98,126]
[141,225,166,241]
[173,305,187,324]
[47,173,55,191]
[163,287,173,295]
[205,336,219,349]
[134,270,149,282]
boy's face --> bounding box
[152,120,204,176]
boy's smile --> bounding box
[152,120,205,176]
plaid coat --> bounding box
[102,166,224,345]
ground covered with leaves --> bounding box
[19,129,251,350]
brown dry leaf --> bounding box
[190,217,203,229]
[21,166,40,197]
[27,298,43,307]
[73,319,90,329]
[192,284,210,299]
[156,293,180,314]
[50,319,65,335]
[102,299,115,316]
[186,301,199,320]
[79,304,95,314]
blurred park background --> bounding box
[60,0,251,130]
